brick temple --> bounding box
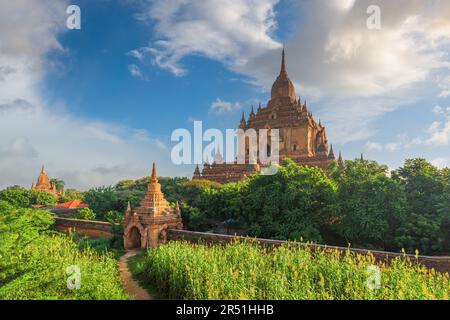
[123,163,183,249]
[193,49,343,184]
[31,165,61,196]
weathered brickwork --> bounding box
[122,163,183,250]
[31,165,61,196]
[194,49,341,184]
[54,217,114,238]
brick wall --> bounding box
[54,217,114,239]
[167,229,450,274]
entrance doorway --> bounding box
[128,227,142,249]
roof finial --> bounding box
[338,151,344,166]
[280,46,287,75]
[41,164,46,174]
[151,162,158,182]
[360,153,364,161]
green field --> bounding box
[130,241,449,300]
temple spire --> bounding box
[41,164,46,174]
[151,162,158,182]
[280,46,287,75]
[328,144,335,160]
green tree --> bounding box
[30,190,57,206]
[330,159,406,250]
[392,159,444,254]
[77,207,96,220]
[50,178,65,194]
[0,186,32,208]
[236,158,337,242]
[58,188,85,203]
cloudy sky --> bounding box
[1,0,450,190]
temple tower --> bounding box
[31,165,59,195]
[193,48,339,184]
[123,163,183,250]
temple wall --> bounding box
[54,217,114,238]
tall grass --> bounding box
[0,235,128,300]
[133,241,449,300]
[0,203,128,300]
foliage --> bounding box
[0,186,57,208]
[105,210,123,224]
[392,159,446,254]
[77,207,96,220]
[58,188,85,203]
[50,178,65,194]
[0,204,127,300]
[83,186,143,220]
[133,241,450,300]
[329,159,406,250]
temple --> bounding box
[31,165,60,196]
[194,49,341,184]
[123,163,183,249]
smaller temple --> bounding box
[31,165,60,196]
[123,163,183,250]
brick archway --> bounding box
[124,220,147,250]
[127,227,141,249]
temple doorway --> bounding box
[128,227,142,249]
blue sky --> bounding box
[1,0,450,190]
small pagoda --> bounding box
[123,163,183,250]
[31,165,60,196]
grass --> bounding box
[128,252,166,299]
[0,204,128,300]
[131,240,450,300]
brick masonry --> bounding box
[54,217,114,238]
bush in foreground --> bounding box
[132,241,449,300]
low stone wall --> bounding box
[54,217,114,239]
[167,229,450,274]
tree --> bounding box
[236,158,337,242]
[31,190,57,206]
[50,178,65,194]
[0,186,32,208]
[330,159,406,250]
[77,207,96,220]
[392,159,444,254]
[58,189,84,203]
[0,187,56,208]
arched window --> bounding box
[267,144,271,157]
[293,144,297,152]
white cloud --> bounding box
[209,98,241,114]
[431,157,450,169]
[130,0,281,76]
[0,0,174,190]
[365,141,399,152]
[365,142,383,151]
[132,0,450,145]
[128,64,147,80]
[426,120,450,146]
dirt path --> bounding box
[118,250,153,300]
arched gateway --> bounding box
[123,163,183,250]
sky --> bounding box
[1,0,450,190]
